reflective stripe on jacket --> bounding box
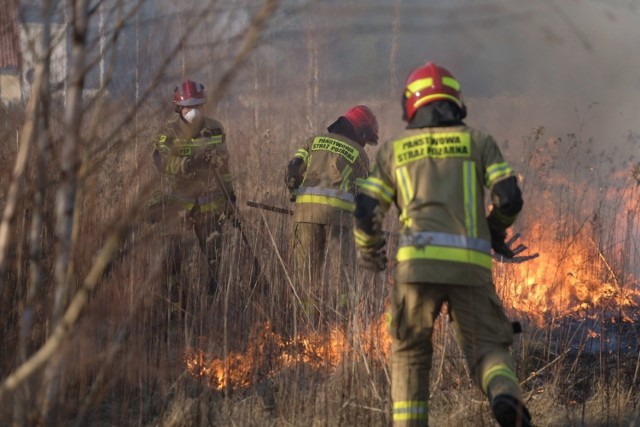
[357,125,516,285]
[290,133,369,226]
[152,116,234,214]
[295,186,355,212]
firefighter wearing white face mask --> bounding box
[150,79,237,296]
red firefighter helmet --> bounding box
[403,62,464,122]
[173,79,206,107]
[343,105,379,146]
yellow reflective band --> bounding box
[340,165,353,192]
[399,209,412,228]
[463,161,478,238]
[311,136,360,163]
[166,157,188,174]
[154,137,171,153]
[442,76,460,90]
[396,246,492,269]
[394,132,471,166]
[406,77,434,95]
[294,148,309,164]
[485,162,513,187]
[414,93,461,111]
[396,166,414,228]
[385,310,393,328]
[171,136,224,157]
[175,135,224,149]
[354,228,379,247]
[360,177,394,204]
[296,194,354,212]
[395,166,414,206]
[393,400,428,421]
[355,177,367,188]
[482,363,519,393]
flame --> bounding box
[184,317,391,390]
[186,165,640,390]
[497,168,640,325]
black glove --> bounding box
[357,239,387,272]
[487,214,515,258]
[285,158,304,201]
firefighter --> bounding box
[285,105,378,321]
[151,79,237,296]
[353,62,532,427]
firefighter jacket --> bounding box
[355,123,520,285]
[286,132,370,227]
[152,115,235,216]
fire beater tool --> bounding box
[208,172,269,293]
[247,201,539,263]
[246,200,293,215]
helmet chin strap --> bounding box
[401,94,409,122]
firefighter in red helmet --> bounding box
[151,79,237,297]
[285,105,378,324]
[354,62,532,426]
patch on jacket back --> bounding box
[311,136,359,163]
[394,132,471,165]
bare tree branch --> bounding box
[0,179,153,401]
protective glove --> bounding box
[487,214,515,258]
[489,228,515,258]
[285,158,304,202]
[357,239,387,272]
[285,176,298,202]
[492,232,540,264]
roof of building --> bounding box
[0,1,21,70]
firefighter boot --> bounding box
[491,394,532,427]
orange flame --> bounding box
[497,169,640,324]
[186,167,640,390]
[184,318,391,390]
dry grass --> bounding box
[1,95,640,427]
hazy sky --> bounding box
[277,0,640,167]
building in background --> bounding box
[0,1,68,105]
[19,2,67,102]
[0,2,22,105]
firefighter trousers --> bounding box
[161,212,223,296]
[388,280,522,426]
[293,222,355,323]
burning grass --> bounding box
[2,100,640,426]
[184,315,391,391]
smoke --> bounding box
[268,0,640,169]
[454,0,640,168]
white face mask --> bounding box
[182,108,202,123]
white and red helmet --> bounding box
[174,79,206,107]
[403,62,465,122]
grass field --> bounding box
[1,91,640,427]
